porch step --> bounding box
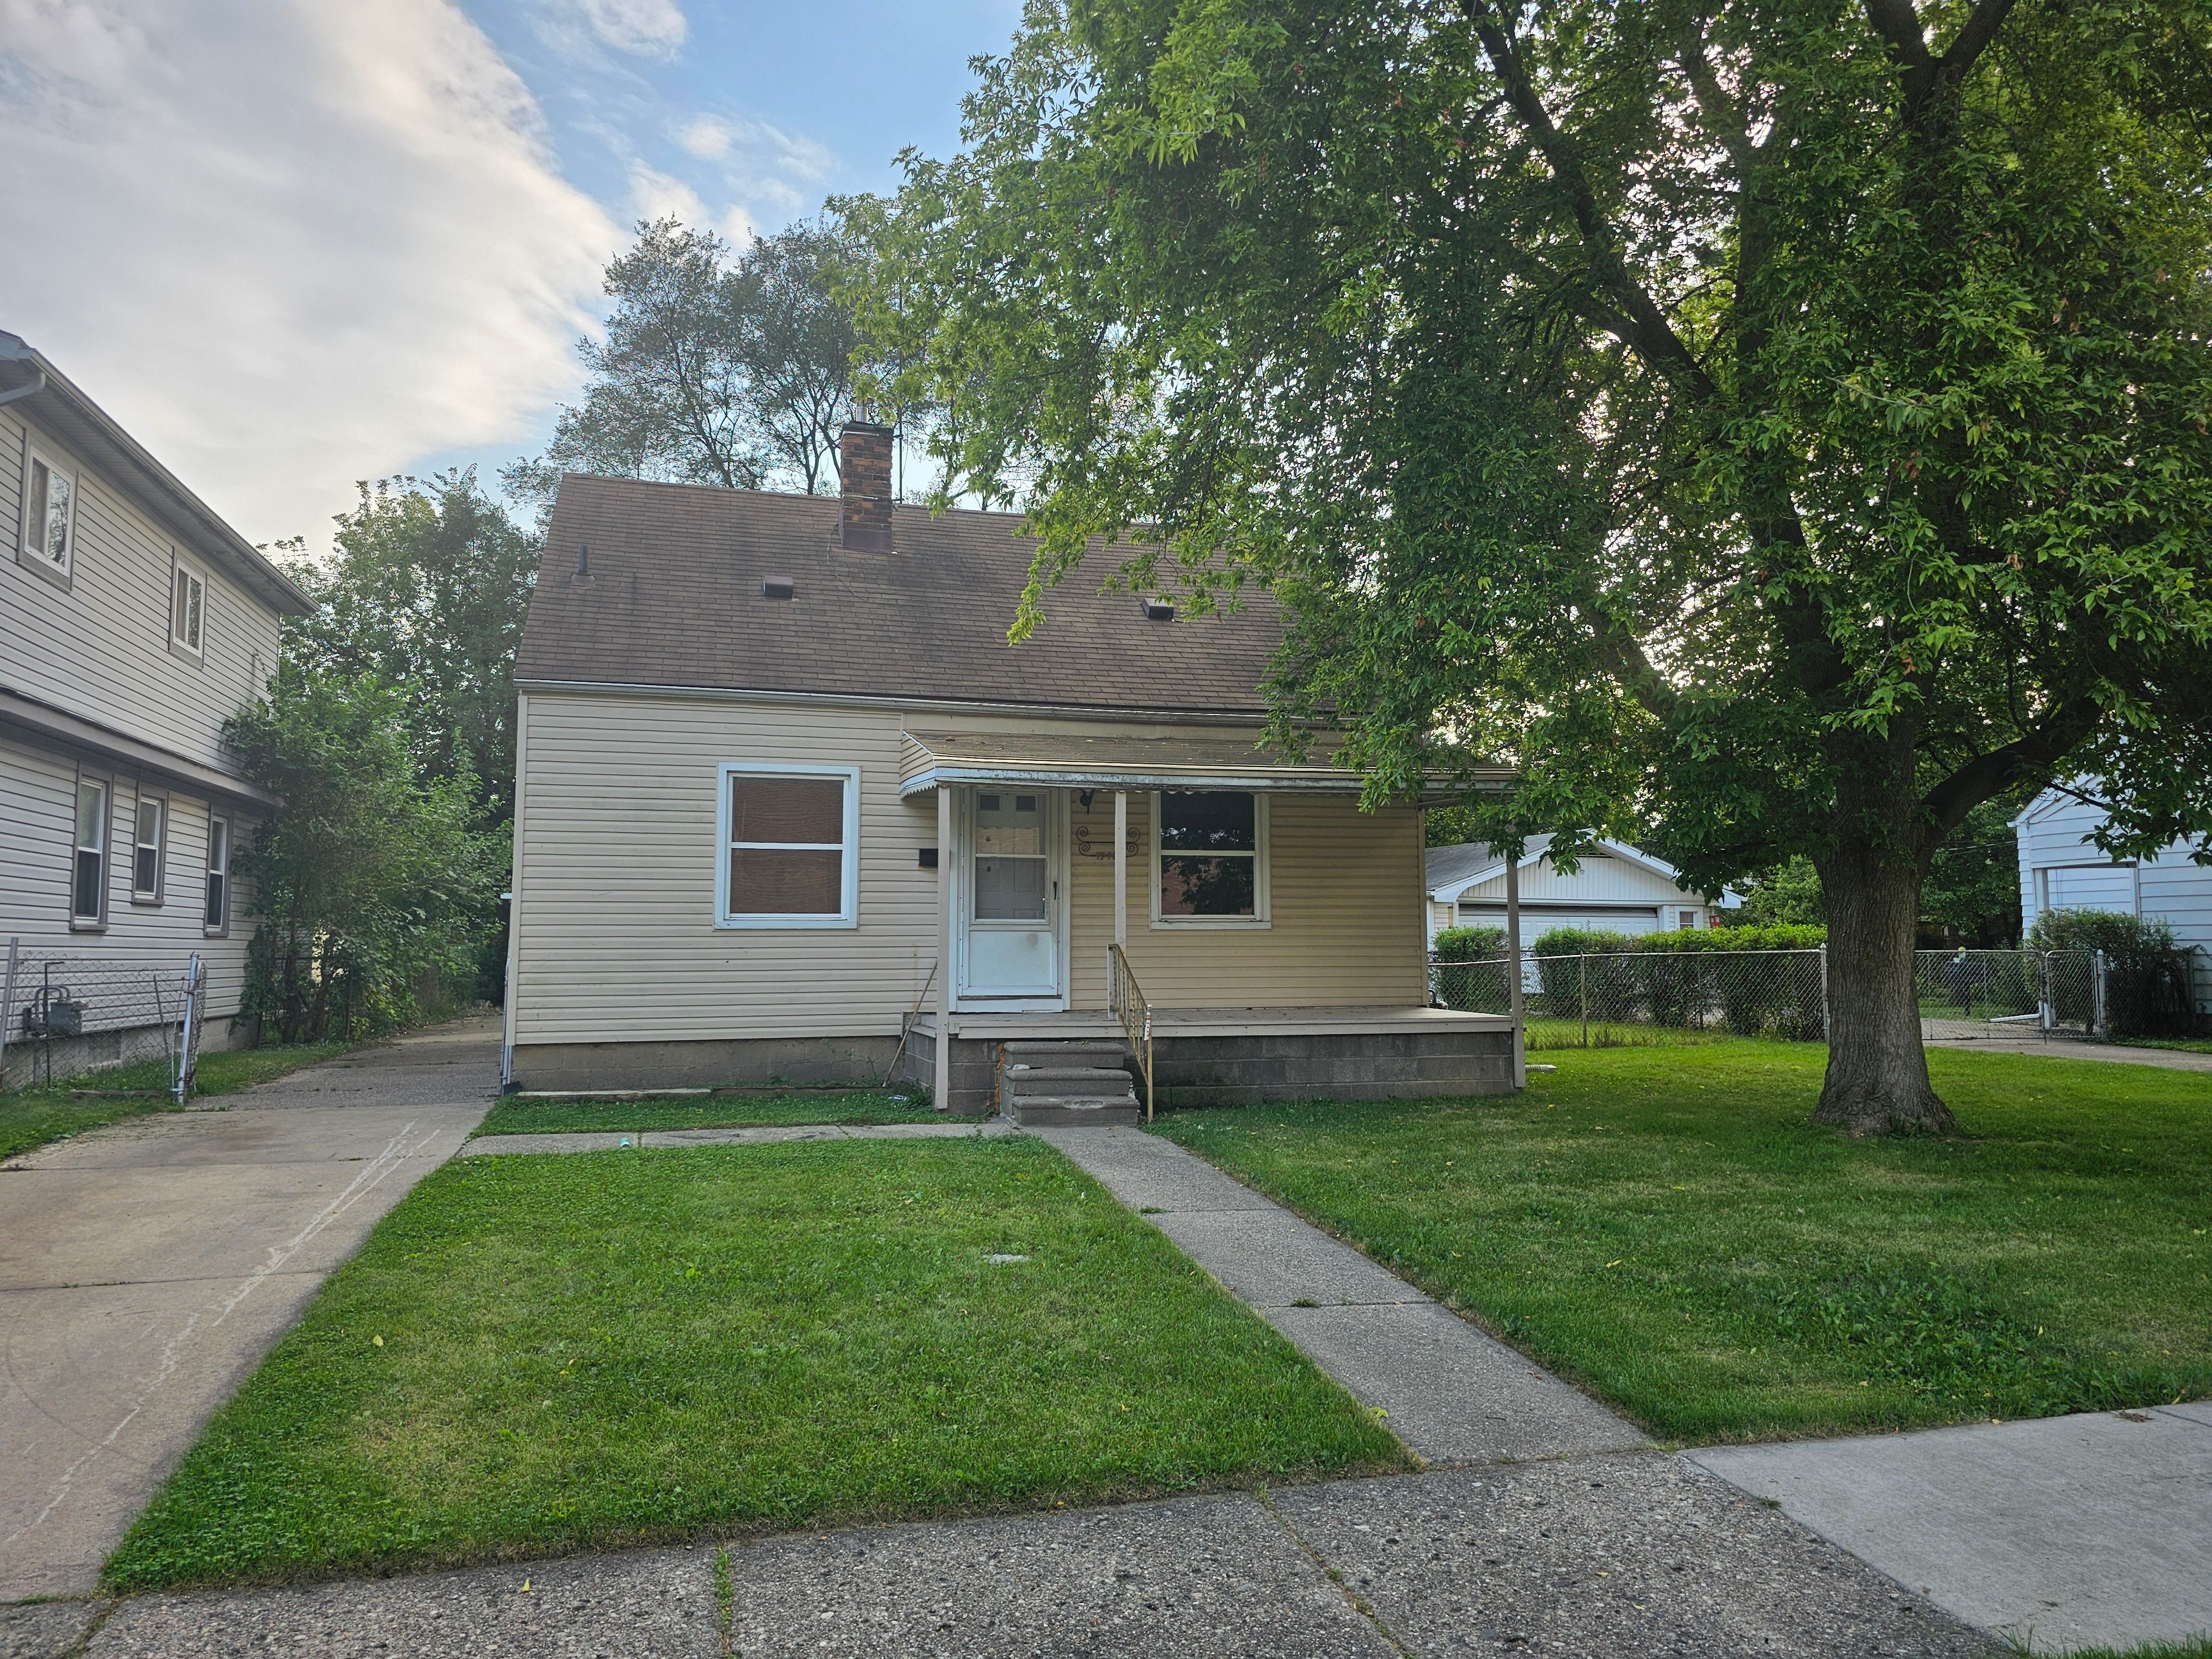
[1011,1095,1143,1127]
[999,1040,1139,1126]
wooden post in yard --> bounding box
[1505,847,1527,1089]
[936,784,953,1113]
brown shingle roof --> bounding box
[515,474,1284,716]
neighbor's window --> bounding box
[1154,791,1269,924]
[204,817,230,932]
[21,448,77,578]
[133,794,166,902]
[717,764,858,927]
[171,561,206,655]
[73,776,109,924]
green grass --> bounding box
[2015,1641,2212,1659]
[1156,1042,2212,1444]
[2119,1036,2212,1056]
[104,1136,1405,1591]
[475,1088,936,1136]
[0,1042,352,1161]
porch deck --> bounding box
[909,1005,1512,1041]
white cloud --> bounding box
[531,0,687,61]
[661,112,835,244]
[0,0,623,546]
[627,161,708,229]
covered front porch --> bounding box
[898,729,1520,1116]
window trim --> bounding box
[18,441,78,590]
[714,761,860,930]
[131,788,168,905]
[71,768,112,930]
[1149,789,1271,929]
[204,814,232,936]
[169,552,207,660]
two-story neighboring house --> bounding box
[1,331,312,1083]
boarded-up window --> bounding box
[721,768,856,925]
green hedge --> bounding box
[1525,923,1827,1037]
[1432,925,1506,961]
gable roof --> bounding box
[514,473,1286,717]
[0,331,312,616]
[1425,835,1742,906]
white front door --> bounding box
[955,786,1067,1007]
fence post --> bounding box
[0,938,17,1091]
[1817,943,1829,1044]
[2091,949,2108,1040]
[1504,850,1526,1089]
[1580,952,1589,1049]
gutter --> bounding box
[0,369,45,409]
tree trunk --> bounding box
[1814,833,1957,1135]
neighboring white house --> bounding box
[2014,786,2212,1015]
[1425,835,1741,950]
[1,330,312,1083]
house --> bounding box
[2014,786,2212,1015]
[1,331,312,1084]
[1424,835,1740,950]
[503,422,1519,1114]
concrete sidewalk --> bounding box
[0,1020,494,1601]
[1692,1403,2212,1652]
[1936,1035,2212,1071]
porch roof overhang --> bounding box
[897,729,1512,802]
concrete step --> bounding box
[1002,1066,1136,1099]
[1013,1095,1143,1127]
[1003,1038,1128,1056]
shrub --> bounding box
[1430,927,1507,1010]
[1432,926,1505,962]
[2027,910,2200,1038]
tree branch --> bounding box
[1466,3,1718,404]
[1920,696,2100,843]
[1676,23,1755,176]
[1861,0,1935,106]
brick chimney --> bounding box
[838,421,894,552]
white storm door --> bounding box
[956,786,1066,1005]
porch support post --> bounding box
[1113,791,1129,951]
[935,784,953,1112]
[1504,846,1526,1089]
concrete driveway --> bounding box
[0,1019,493,1600]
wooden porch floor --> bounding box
[910,1005,1513,1041]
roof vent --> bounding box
[571,542,593,586]
[762,577,795,601]
[1142,598,1175,622]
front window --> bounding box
[171,563,206,654]
[133,795,166,901]
[205,817,230,932]
[74,778,108,922]
[717,764,858,927]
[1154,791,1269,924]
[22,450,76,577]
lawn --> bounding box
[0,1041,351,1161]
[476,1088,936,1136]
[106,1135,1404,1591]
[1157,1042,2212,1444]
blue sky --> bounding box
[0,0,1021,549]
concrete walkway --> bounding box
[0,1019,493,1603]
[1692,1403,2212,1652]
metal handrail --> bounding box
[1108,943,1155,1123]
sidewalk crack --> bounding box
[1255,1485,1416,1658]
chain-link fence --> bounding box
[1432,949,1828,1050]
[1432,945,2203,1050]
[0,943,205,1094]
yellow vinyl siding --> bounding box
[511,691,1430,1044]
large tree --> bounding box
[873,0,2212,1132]
[277,469,538,826]
[510,214,880,508]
